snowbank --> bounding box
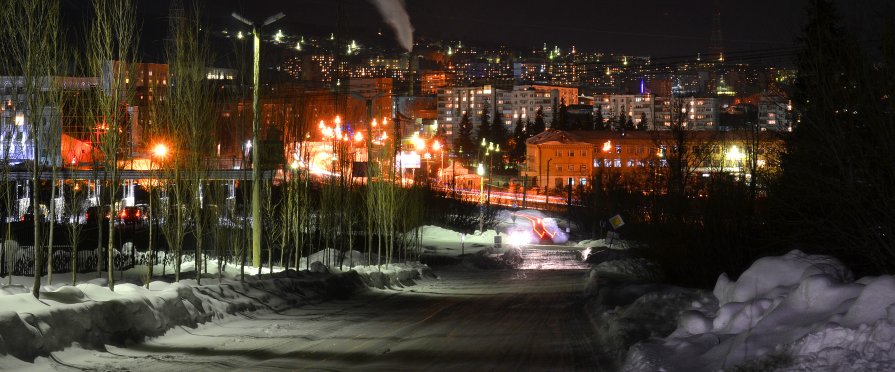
[0,262,432,363]
[622,250,895,371]
[589,258,664,283]
[418,225,505,257]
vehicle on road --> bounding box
[119,206,144,225]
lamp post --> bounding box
[485,143,499,205]
[477,163,485,233]
[232,11,285,269]
[148,143,168,285]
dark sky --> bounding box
[133,0,891,58]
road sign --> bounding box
[609,214,625,230]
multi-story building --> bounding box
[594,94,654,129]
[653,96,720,130]
[494,87,557,126]
[437,85,565,149]
[436,85,497,144]
[521,85,579,107]
[420,71,451,95]
[522,129,784,192]
[757,93,791,131]
[0,76,98,166]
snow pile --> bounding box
[590,287,709,362]
[622,250,895,371]
[418,225,505,257]
[0,260,431,363]
[590,258,663,283]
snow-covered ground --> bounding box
[4,223,891,371]
[614,250,895,371]
[0,250,429,367]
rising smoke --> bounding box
[368,0,414,52]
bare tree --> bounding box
[1,0,65,297]
[64,182,87,285]
[86,0,138,291]
[161,2,216,282]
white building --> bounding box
[438,85,562,149]
[436,85,496,146]
[653,96,720,130]
[758,94,791,131]
[595,94,655,129]
[495,87,556,126]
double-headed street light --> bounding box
[481,140,500,205]
[477,163,485,233]
[232,11,285,269]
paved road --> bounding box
[45,267,601,371]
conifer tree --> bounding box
[476,102,491,145]
[532,106,547,134]
[453,111,474,162]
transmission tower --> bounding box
[710,0,724,62]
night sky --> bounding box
[191,0,890,57]
[61,0,892,60]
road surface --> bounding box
[41,265,601,371]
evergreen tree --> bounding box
[616,112,627,130]
[490,108,507,147]
[476,102,491,145]
[773,0,895,271]
[510,116,526,163]
[453,111,474,162]
[532,106,547,134]
[556,98,569,130]
[548,100,559,129]
[595,106,605,130]
[639,112,648,130]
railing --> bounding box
[0,244,135,277]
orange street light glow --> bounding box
[152,143,169,158]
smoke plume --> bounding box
[368,0,414,52]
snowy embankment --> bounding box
[618,250,895,371]
[0,255,431,363]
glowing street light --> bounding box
[477,162,485,233]
[152,143,169,159]
[726,145,745,162]
[147,141,170,283]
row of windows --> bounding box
[554,149,589,157]
[594,158,668,168]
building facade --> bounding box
[522,129,783,193]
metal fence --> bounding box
[1,244,135,277]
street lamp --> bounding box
[232,11,285,269]
[147,142,168,285]
[477,163,485,233]
[432,140,443,185]
[482,142,500,205]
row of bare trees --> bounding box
[0,0,445,299]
